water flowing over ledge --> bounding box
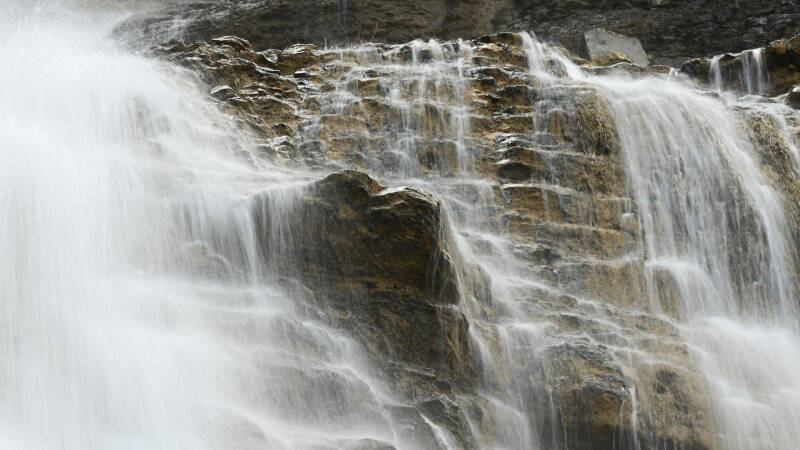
[3,1,800,449]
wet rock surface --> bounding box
[147,29,800,449]
[681,34,800,97]
[255,171,473,380]
[253,170,478,449]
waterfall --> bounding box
[5,1,800,448]
[709,48,770,95]
[524,36,800,450]
[0,2,416,449]
[599,79,800,449]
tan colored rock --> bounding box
[589,51,634,66]
[151,32,728,449]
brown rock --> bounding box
[252,171,475,392]
[589,51,634,67]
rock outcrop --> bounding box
[253,170,478,449]
[147,32,733,449]
[583,28,649,66]
[681,33,800,97]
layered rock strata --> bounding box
[148,30,800,449]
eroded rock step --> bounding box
[149,33,719,450]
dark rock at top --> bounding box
[117,0,800,65]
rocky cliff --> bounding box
[102,0,800,444]
[138,17,800,447]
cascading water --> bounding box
[523,33,800,450]
[0,2,422,449]
[599,79,800,450]
[709,48,770,95]
[307,38,540,449]
[6,0,800,448]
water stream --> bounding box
[3,2,800,449]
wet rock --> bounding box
[151,31,738,449]
[583,29,649,66]
[417,394,478,449]
[589,51,633,67]
[680,57,712,84]
[743,110,800,261]
[764,35,800,95]
[277,44,319,75]
[252,171,474,393]
[788,85,800,108]
[572,88,623,155]
[209,35,253,52]
[532,341,635,449]
[681,34,800,96]
[586,62,672,77]
[149,38,309,143]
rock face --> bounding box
[764,35,800,93]
[145,32,748,449]
[254,170,473,389]
[253,170,479,449]
[583,28,649,66]
[681,34,800,96]
[789,86,800,108]
[119,0,800,66]
[118,0,512,55]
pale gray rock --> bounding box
[583,28,649,66]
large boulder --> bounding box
[583,28,649,66]
[252,170,475,393]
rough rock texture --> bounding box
[764,35,800,95]
[744,110,800,244]
[147,33,728,449]
[119,0,800,66]
[681,33,800,96]
[513,0,800,66]
[789,85,800,108]
[253,170,478,449]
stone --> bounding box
[681,34,800,96]
[589,51,634,66]
[788,85,800,109]
[209,35,253,51]
[583,29,649,67]
[251,171,475,395]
